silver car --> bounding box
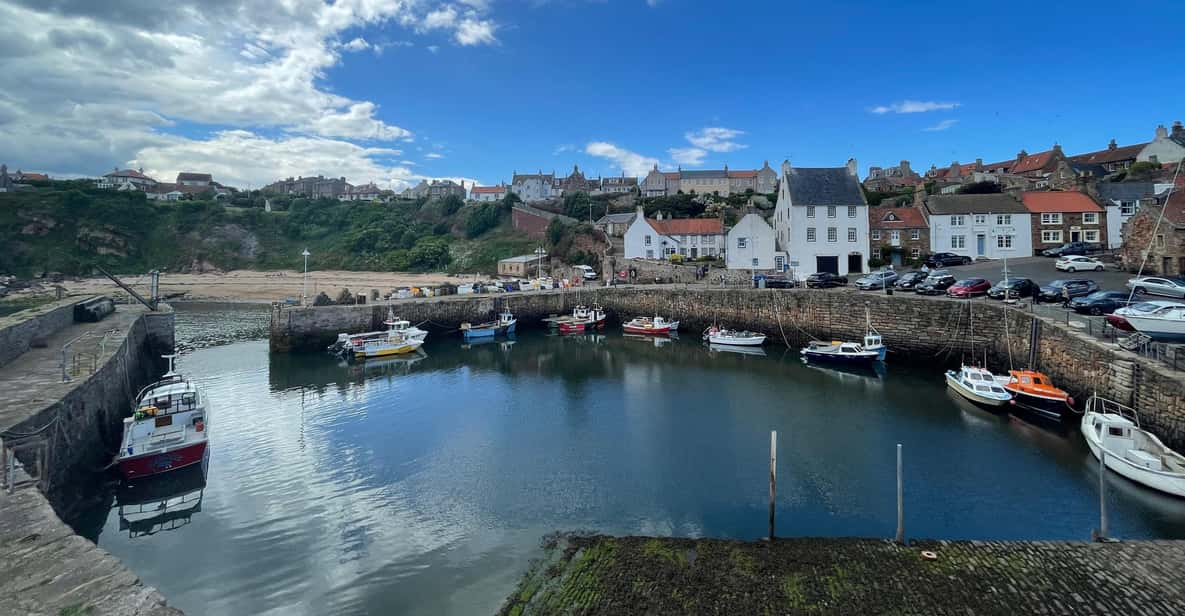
[855,270,899,290]
[1126,276,1185,299]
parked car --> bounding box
[947,278,991,298]
[894,271,928,290]
[915,274,956,295]
[1037,279,1099,303]
[1055,255,1105,272]
[763,274,797,289]
[1067,291,1134,316]
[573,264,598,280]
[926,252,973,267]
[805,272,848,288]
[1041,241,1103,257]
[986,278,1039,300]
[855,270,899,290]
[1126,276,1185,299]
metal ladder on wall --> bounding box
[1,434,50,494]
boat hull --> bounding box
[1081,416,1185,498]
[707,334,766,346]
[1006,389,1071,421]
[801,349,880,364]
[462,322,515,340]
[945,372,1009,407]
[1124,315,1185,342]
[119,440,207,479]
[623,325,671,335]
[558,322,586,334]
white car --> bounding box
[573,264,598,280]
[1055,255,1105,272]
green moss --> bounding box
[58,605,94,616]
[780,573,810,610]
[0,294,57,318]
[642,538,687,568]
[729,546,756,576]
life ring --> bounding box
[921,550,938,561]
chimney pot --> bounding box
[1108,138,1117,150]
[1172,121,1184,138]
[846,158,858,177]
[1155,124,1168,139]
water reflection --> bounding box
[706,343,767,357]
[115,462,208,539]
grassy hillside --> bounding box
[0,183,538,277]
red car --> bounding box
[947,278,991,298]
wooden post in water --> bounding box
[768,430,777,540]
[895,443,904,544]
[1096,450,1109,541]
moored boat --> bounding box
[355,318,425,358]
[945,365,1012,407]
[703,325,766,346]
[461,309,517,340]
[623,315,679,335]
[800,340,881,364]
[1081,396,1185,498]
[117,355,209,479]
[330,309,427,356]
[1121,303,1185,342]
[996,369,1074,421]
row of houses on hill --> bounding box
[96,168,232,201]
[0,164,47,193]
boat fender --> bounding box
[921,551,938,561]
[195,420,205,432]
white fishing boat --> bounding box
[702,325,766,346]
[862,306,887,361]
[945,365,1012,407]
[116,355,209,479]
[1081,396,1185,497]
[1122,303,1185,342]
[355,319,425,358]
[801,340,882,364]
[330,309,427,355]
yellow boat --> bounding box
[354,319,425,358]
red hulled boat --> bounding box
[116,355,209,479]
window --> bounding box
[807,206,815,218]
[679,248,688,256]
[645,234,652,246]
[692,235,699,246]
[873,248,882,259]
[646,249,654,259]
[890,230,900,241]
[847,206,857,218]
[911,229,921,240]
[827,206,837,218]
[996,214,1011,225]
[1041,213,1063,225]
[1041,230,1063,243]
[911,247,921,258]
[848,228,857,242]
[1084,230,1099,242]
[1120,201,1136,216]
[974,215,986,224]
[806,228,816,242]
[827,227,837,242]
[871,230,881,240]
[996,235,1013,249]
[737,237,748,249]
[951,215,965,226]
[1083,212,1099,225]
[1156,234,1165,249]
[752,258,759,267]
[951,235,966,249]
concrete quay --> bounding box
[499,534,1185,615]
[0,298,180,616]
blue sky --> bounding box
[2,0,1182,189]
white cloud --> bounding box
[923,119,959,132]
[342,37,371,52]
[647,0,661,6]
[585,142,660,178]
[421,6,459,30]
[684,127,746,153]
[668,147,706,166]
[425,152,444,159]
[553,144,575,155]
[427,45,440,53]
[869,100,960,114]
[455,18,497,45]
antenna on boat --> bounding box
[161,353,178,377]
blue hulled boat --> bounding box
[460,310,517,341]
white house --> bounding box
[97,168,157,190]
[726,213,784,271]
[510,171,558,202]
[623,206,725,260]
[1137,122,1185,165]
[923,194,1032,260]
[339,183,382,201]
[1097,182,1163,249]
[772,159,869,280]
[470,184,507,202]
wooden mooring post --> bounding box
[1094,450,1109,541]
[768,430,777,540]
[895,443,904,544]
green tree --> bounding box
[408,237,451,270]
[441,194,465,216]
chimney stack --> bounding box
[1052,143,1063,155]
[1172,121,1184,139]
[1155,124,1169,140]
[900,160,912,174]
[1108,138,1117,150]
[846,158,858,177]
[1017,149,1028,161]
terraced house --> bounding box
[638,162,778,197]
[773,159,869,279]
[623,206,724,260]
[868,205,929,266]
[1119,191,1185,276]
[923,194,1032,261]
[1020,191,1106,253]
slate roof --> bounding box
[648,217,724,236]
[727,170,758,178]
[869,206,927,229]
[1096,182,1159,203]
[596,212,636,224]
[925,194,1028,215]
[106,169,154,181]
[1020,191,1103,213]
[177,172,212,182]
[1069,143,1146,165]
[784,167,865,206]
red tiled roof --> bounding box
[107,169,153,180]
[1069,143,1146,165]
[471,185,505,194]
[727,170,758,178]
[1020,191,1103,213]
[983,160,1012,172]
[1165,191,1185,225]
[17,172,48,181]
[662,172,680,179]
[869,206,927,229]
[958,163,977,174]
[1012,150,1054,174]
[647,217,724,236]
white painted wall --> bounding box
[786,204,869,279]
[623,215,672,260]
[1138,136,1185,164]
[928,213,1033,260]
[726,213,777,270]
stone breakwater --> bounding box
[269,287,1185,451]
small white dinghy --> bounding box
[703,325,766,346]
[1081,396,1185,498]
[945,365,1012,407]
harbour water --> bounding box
[74,305,1185,616]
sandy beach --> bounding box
[41,270,474,303]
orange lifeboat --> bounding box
[999,369,1074,421]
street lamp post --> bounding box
[534,246,545,279]
[301,248,311,305]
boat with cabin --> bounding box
[461,309,517,340]
[354,317,425,358]
[945,365,1012,407]
[1081,396,1185,498]
[703,326,766,346]
[1120,303,1185,342]
[622,316,679,335]
[329,309,428,356]
[996,369,1074,421]
[116,355,209,479]
[800,340,882,364]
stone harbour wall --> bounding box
[270,287,1185,450]
[0,297,78,368]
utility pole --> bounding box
[301,248,311,305]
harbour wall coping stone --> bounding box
[0,296,86,369]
